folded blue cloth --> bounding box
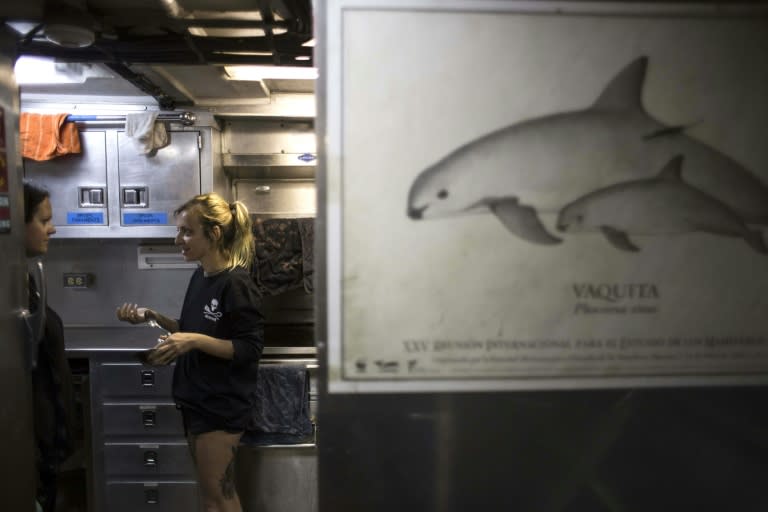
[243,365,314,445]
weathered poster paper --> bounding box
[324,4,768,392]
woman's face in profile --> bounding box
[25,197,56,257]
[175,208,214,262]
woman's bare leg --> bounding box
[188,431,243,512]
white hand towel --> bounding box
[125,112,169,154]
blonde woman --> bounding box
[117,193,263,512]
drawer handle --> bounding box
[145,488,159,504]
[142,410,156,427]
[144,450,158,467]
[141,369,155,387]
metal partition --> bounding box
[316,1,768,510]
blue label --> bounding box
[298,153,316,162]
[67,212,105,225]
[123,212,168,225]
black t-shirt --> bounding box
[173,266,264,429]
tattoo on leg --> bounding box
[188,435,198,464]
[219,446,238,500]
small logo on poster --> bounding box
[374,360,400,373]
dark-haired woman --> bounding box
[25,181,76,512]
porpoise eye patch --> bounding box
[437,189,449,199]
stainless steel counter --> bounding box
[64,326,165,353]
[63,326,318,357]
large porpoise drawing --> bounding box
[557,155,768,254]
[406,56,768,246]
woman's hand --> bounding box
[147,332,198,365]
[116,303,149,324]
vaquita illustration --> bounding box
[557,155,768,254]
[406,56,768,248]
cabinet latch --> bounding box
[141,369,155,387]
[144,488,159,504]
[144,450,158,467]
[121,186,148,207]
[78,187,106,207]
[141,409,157,427]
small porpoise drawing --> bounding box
[556,155,768,254]
[406,56,768,246]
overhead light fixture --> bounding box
[188,27,266,37]
[15,56,113,84]
[302,38,316,47]
[224,65,318,81]
[212,51,273,57]
[160,0,263,21]
[295,56,311,61]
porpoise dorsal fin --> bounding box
[488,199,562,245]
[600,226,640,252]
[592,56,648,111]
[657,155,685,182]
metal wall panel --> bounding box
[316,1,768,510]
[0,26,36,512]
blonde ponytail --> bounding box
[174,193,254,271]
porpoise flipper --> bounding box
[489,200,562,245]
[642,125,689,140]
[601,226,640,252]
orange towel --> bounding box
[20,113,82,161]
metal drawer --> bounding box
[102,403,184,438]
[234,179,316,216]
[104,443,194,478]
[105,481,198,512]
[97,362,175,398]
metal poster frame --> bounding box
[318,0,768,393]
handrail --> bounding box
[65,111,196,126]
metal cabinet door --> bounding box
[117,131,200,227]
[234,179,316,216]
[24,130,108,227]
[237,446,318,512]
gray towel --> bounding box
[244,365,313,445]
[125,112,168,154]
